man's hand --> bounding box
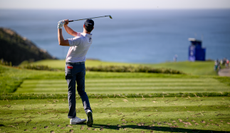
[57,19,66,29]
[64,19,69,26]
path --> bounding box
[218,68,230,77]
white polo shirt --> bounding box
[66,32,92,63]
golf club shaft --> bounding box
[69,15,112,22]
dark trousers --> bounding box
[65,62,91,118]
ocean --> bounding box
[0,9,230,63]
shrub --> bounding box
[0,59,12,66]
[86,65,185,74]
[19,64,56,71]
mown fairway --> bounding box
[16,78,229,94]
[1,61,230,132]
[1,97,230,132]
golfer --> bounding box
[57,19,94,127]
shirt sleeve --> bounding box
[68,36,82,46]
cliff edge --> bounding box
[0,27,56,66]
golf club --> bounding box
[68,15,112,22]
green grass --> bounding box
[0,65,64,94]
[21,59,217,76]
[0,97,229,132]
[20,59,135,69]
[16,78,229,94]
[1,60,230,132]
[147,61,216,76]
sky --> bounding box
[0,0,230,10]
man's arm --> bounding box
[64,22,78,37]
[58,28,69,46]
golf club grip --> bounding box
[68,20,74,22]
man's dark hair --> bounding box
[84,19,94,32]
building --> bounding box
[188,38,206,61]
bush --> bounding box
[86,65,185,74]
[19,64,56,71]
[0,59,12,66]
[19,64,185,74]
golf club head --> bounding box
[105,15,112,19]
[109,15,112,19]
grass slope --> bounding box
[0,65,64,94]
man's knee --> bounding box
[77,89,86,96]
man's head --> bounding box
[84,19,94,32]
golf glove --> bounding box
[57,20,65,29]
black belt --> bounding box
[66,62,85,65]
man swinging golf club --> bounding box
[57,19,94,127]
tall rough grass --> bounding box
[86,65,185,74]
[19,64,185,74]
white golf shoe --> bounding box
[70,117,86,124]
[86,110,93,127]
